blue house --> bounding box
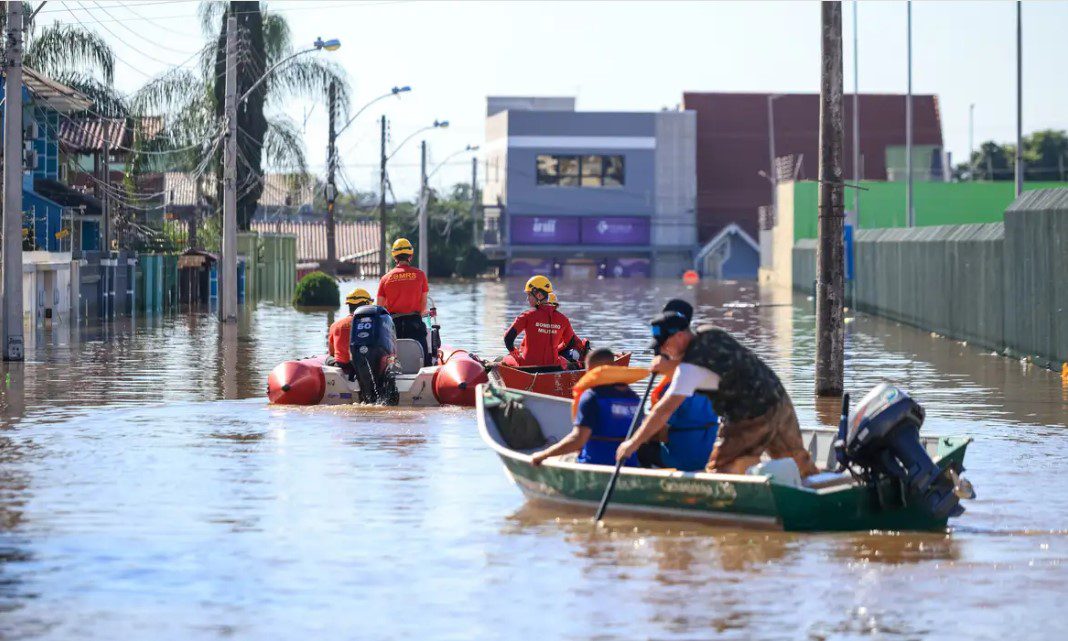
[0,68,97,253]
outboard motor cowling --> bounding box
[350,304,399,404]
[845,384,963,520]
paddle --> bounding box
[593,373,658,523]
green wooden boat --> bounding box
[477,385,973,532]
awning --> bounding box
[20,67,92,113]
[32,177,102,217]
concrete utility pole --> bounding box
[766,94,778,225]
[816,0,845,397]
[418,140,428,271]
[325,80,338,274]
[470,155,479,246]
[905,0,914,227]
[378,114,387,276]
[2,0,25,360]
[969,103,975,180]
[1014,1,1023,197]
[102,137,111,251]
[852,0,860,224]
[219,14,238,323]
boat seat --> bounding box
[803,471,855,490]
[396,339,425,375]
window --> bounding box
[535,154,625,188]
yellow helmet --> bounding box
[345,287,373,306]
[547,291,559,307]
[391,238,414,258]
[524,275,553,300]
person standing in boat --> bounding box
[531,348,641,467]
[376,238,432,365]
[326,288,374,379]
[502,276,582,369]
[616,307,819,478]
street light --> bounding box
[427,144,479,180]
[239,36,341,105]
[417,142,478,269]
[388,119,449,162]
[337,86,411,138]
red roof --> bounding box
[682,92,944,241]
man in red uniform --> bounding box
[503,275,582,368]
[327,288,373,379]
[376,238,431,365]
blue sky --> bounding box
[36,0,1068,197]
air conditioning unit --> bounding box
[23,149,38,170]
[23,121,39,140]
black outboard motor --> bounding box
[844,384,964,520]
[350,305,399,405]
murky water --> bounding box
[0,279,1065,640]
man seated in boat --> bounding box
[530,348,641,468]
[616,307,820,478]
[326,288,374,379]
[377,238,432,365]
[502,276,584,369]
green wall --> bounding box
[792,180,1068,240]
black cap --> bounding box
[648,310,690,352]
[661,299,693,323]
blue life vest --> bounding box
[576,386,640,467]
[661,394,719,471]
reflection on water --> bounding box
[0,279,1064,640]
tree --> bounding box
[387,183,487,278]
[133,1,350,229]
[958,141,1014,181]
[1023,130,1068,181]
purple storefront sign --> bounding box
[510,216,580,245]
[580,217,650,245]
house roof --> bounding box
[59,116,164,152]
[258,174,314,207]
[20,67,92,113]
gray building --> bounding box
[480,97,697,279]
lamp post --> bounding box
[327,86,410,273]
[378,119,448,273]
[220,27,339,323]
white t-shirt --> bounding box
[665,362,721,397]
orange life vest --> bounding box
[571,366,651,419]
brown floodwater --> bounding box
[0,278,1065,640]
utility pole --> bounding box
[969,104,975,180]
[852,0,860,225]
[219,13,238,323]
[470,155,479,246]
[325,80,338,274]
[2,0,25,360]
[378,114,387,276]
[102,137,111,251]
[190,178,201,249]
[766,95,778,226]
[1014,0,1023,197]
[816,0,845,397]
[905,0,913,227]
[418,140,428,271]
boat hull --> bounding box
[493,352,632,398]
[477,385,972,532]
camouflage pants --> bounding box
[705,397,820,477]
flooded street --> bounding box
[0,278,1065,640]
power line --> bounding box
[38,1,412,24]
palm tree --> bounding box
[1,3,123,115]
[134,1,349,229]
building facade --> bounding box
[480,98,697,279]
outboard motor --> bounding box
[844,384,964,520]
[350,304,399,405]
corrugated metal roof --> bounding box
[59,117,164,152]
[250,220,380,263]
[20,67,91,113]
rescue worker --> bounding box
[503,275,583,368]
[376,238,431,365]
[541,291,590,366]
[531,348,640,467]
[326,288,373,379]
[616,305,820,478]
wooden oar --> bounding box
[593,373,657,522]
